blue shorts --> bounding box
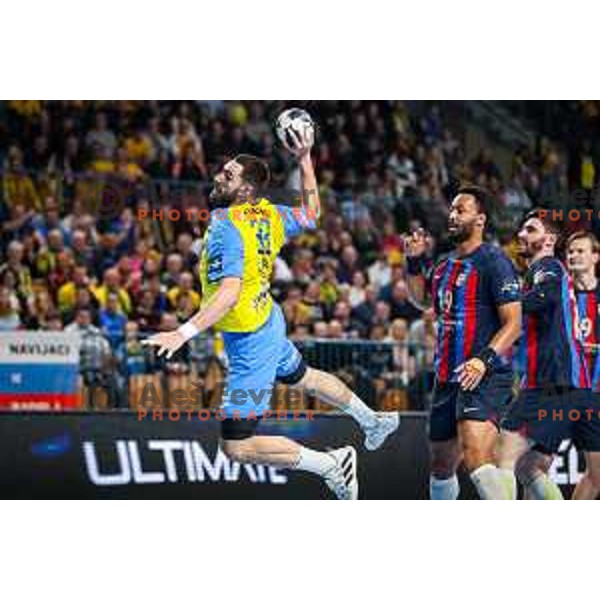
[429,370,514,442]
[220,303,307,419]
[502,387,600,454]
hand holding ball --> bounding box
[275,108,315,157]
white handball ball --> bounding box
[275,107,315,150]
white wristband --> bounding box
[178,321,200,342]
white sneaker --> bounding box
[364,412,400,451]
[324,446,358,500]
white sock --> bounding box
[430,475,460,500]
[345,393,378,429]
[499,468,517,500]
[470,464,512,500]
[525,474,564,500]
[294,447,336,476]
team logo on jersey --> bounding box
[455,273,467,287]
[207,255,223,282]
[500,280,519,294]
[533,270,556,286]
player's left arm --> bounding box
[287,125,321,221]
[298,153,321,221]
[456,255,522,391]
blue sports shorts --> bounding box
[220,302,307,419]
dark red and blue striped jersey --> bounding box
[575,287,600,391]
[520,256,590,389]
[429,243,520,384]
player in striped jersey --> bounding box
[565,231,600,498]
[405,186,522,499]
[499,211,594,499]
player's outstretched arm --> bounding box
[298,153,321,221]
[286,126,321,221]
[142,277,241,358]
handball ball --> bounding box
[275,108,315,150]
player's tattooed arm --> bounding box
[299,153,321,221]
[142,277,242,359]
[285,124,320,220]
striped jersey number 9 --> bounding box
[256,219,271,255]
[578,317,592,340]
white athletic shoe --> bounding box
[364,412,400,451]
[324,446,358,500]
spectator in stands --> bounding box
[388,279,422,322]
[347,271,367,308]
[93,232,124,277]
[337,245,362,284]
[0,240,32,304]
[85,112,117,157]
[62,287,99,324]
[319,259,340,309]
[386,318,415,386]
[327,320,345,339]
[301,281,324,323]
[24,289,56,330]
[167,271,201,312]
[289,248,314,287]
[175,232,198,271]
[2,145,41,211]
[175,292,197,322]
[34,228,65,278]
[372,300,392,328]
[313,321,328,338]
[352,284,379,329]
[282,286,312,329]
[32,196,69,241]
[72,304,125,408]
[70,228,95,268]
[133,288,162,332]
[92,267,132,315]
[99,292,127,349]
[47,249,75,295]
[332,300,361,337]
[162,252,184,289]
[65,307,114,393]
[378,264,405,302]
[115,320,152,385]
[0,286,21,330]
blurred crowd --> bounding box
[0,100,596,404]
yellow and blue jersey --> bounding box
[199,198,317,332]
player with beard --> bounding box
[498,211,593,499]
[143,128,398,500]
[405,186,522,499]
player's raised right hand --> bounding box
[403,228,428,259]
